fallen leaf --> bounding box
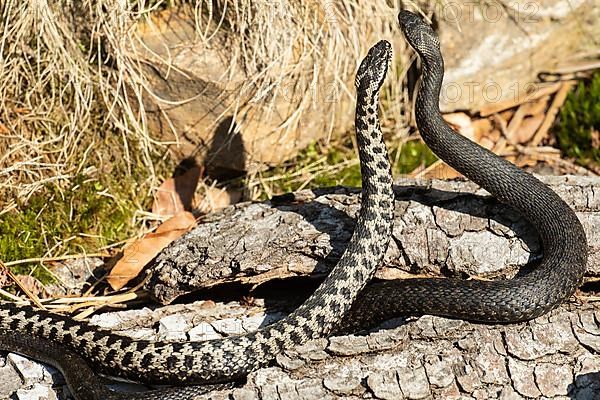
[523,96,549,116]
[516,114,545,144]
[443,113,475,141]
[416,160,462,180]
[14,275,45,298]
[152,166,201,217]
[472,118,493,143]
[107,211,197,290]
[196,187,242,214]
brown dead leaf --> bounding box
[523,96,549,116]
[591,130,599,148]
[107,211,197,290]
[471,118,493,144]
[152,166,201,217]
[415,160,463,180]
[479,82,561,117]
[443,113,475,141]
[197,187,242,214]
[14,275,45,298]
[516,114,545,144]
[499,110,514,123]
[531,80,577,146]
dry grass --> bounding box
[0,1,424,268]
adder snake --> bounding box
[0,11,588,399]
[0,40,395,399]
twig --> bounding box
[3,253,109,267]
[530,81,577,146]
[1,259,45,309]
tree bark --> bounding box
[1,300,599,399]
[2,175,599,399]
[147,176,600,304]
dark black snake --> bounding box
[0,11,588,399]
[0,41,395,399]
[338,10,587,332]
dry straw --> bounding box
[0,0,413,213]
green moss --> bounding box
[555,73,600,167]
[0,174,141,281]
[250,138,437,199]
[0,129,171,284]
[392,140,438,175]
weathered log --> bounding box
[1,300,599,399]
[1,175,599,399]
[147,176,600,304]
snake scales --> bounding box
[0,11,588,399]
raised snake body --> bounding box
[0,11,589,399]
[0,41,395,398]
[336,11,587,333]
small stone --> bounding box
[534,362,573,397]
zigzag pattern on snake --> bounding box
[0,10,589,400]
[0,41,396,399]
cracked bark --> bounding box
[147,176,600,304]
[2,176,600,399]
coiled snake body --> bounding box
[0,42,396,398]
[338,11,587,332]
[0,11,589,399]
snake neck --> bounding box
[412,37,587,279]
[355,88,388,186]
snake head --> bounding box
[398,11,440,57]
[355,40,392,92]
